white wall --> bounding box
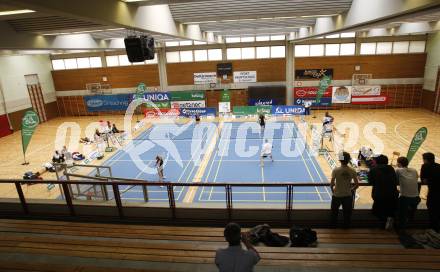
[0,54,56,114]
[423,31,440,91]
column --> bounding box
[285,41,295,105]
[157,45,168,91]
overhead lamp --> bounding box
[0,9,35,16]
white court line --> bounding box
[201,191,321,194]
[208,133,228,201]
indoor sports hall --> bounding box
[0,0,440,271]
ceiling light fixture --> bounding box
[0,9,35,16]
[301,14,339,18]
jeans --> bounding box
[397,196,419,229]
[331,196,353,228]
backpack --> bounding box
[247,224,289,247]
[289,226,317,247]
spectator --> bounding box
[112,123,124,134]
[396,157,420,231]
[330,152,359,228]
[52,150,64,163]
[215,223,260,272]
[421,152,440,232]
[368,155,399,230]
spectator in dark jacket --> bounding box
[368,155,399,230]
[421,152,440,232]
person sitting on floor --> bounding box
[215,222,260,272]
[79,137,93,144]
[52,150,65,163]
[112,123,124,134]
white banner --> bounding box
[171,100,206,108]
[332,86,352,104]
[219,102,231,113]
[193,72,217,84]
[352,86,381,96]
[233,71,257,83]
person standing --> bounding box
[155,155,165,186]
[421,152,440,232]
[215,223,260,272]
[395,156,420,231]
[258,114,265,135]
[368,155,399,230]
[260,139,274,167]
[330,152,359,228]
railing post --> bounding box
[62,183,75,216]
[286,185,293,224]
[167,184,176,219]
[111,180,124,218]
[15,182,28,214]
[225,185,233,221]
[142,185,149,202]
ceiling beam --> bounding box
[0,0,214,42]
[290,0,440,42]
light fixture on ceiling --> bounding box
[301,14,339,18]
[0,9,35,16]
[122,0,148,2]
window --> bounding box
[325,44,340,56]
[194,41,207,45]
[270,46,285,58]
[295,45,309,57]
[256,35,270,41]
[310,44,324,56]
[340,32,355,38]
[208,49,222,60]
[76,57,90,68]
[166,51,180,63]
[360,43,376,55]
[179,50,193,62]
[241,47,255,59]
[52,59,65,70]
[226,37,240,43]
[256,47,270,59]
[340,43,355,55]
[106,56,119,67]
[194,50,208,61]
[409,41,425,53]
[165,41,179,47]
[118,55,131,66]
[64,58,77,69]
[226,48,241,60]
[270,35,285,41]
[376,42,392,54]
[145,53,158,64]
[89,57,102,68]
[179,40,193,46]
[241,36,255,43]
[393,41,409,54]
[325,34,339,39]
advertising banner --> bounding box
[271,106,306,115]
[171,100,206,109]
[170,91,205,101]
[351,86,381,97]
[144,108,180,118]
[294,87,332,98]
[248,98,277,106]
[144,101,171,108]
[233,106,272,115]
[21,110,39,156]
[295,68,333,80]
[233,71,257,83]
[194,72,217,84]
[220,89,231,102]
[294,97,332,107]
[219,102,231,113]
[85,94,131,112]
[407,127,428,163]
[316,75,332,103]
[351,96,388,105]
[332,86,352,104]
[179,108,216,117]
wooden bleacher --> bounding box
[0,219,438,272]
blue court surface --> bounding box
[92,121,331,204]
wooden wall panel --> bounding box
[44,101,59,120]
[52,65,160,91]
[295,54,427,80]
[421,89,436,111]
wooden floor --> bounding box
[0,219,439,272]
[0,108,439,203]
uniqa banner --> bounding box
[21,110,39,155]
[179,108,216,117]
[85,94,132,112]
[271,106,306,115]
[170,91,205,101]
[171,100,206,108]
[407,127,428,163]
[233,71,257,83]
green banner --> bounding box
[135,82,146,99]
[21,110,39,155]
[316,75,332,103]
[221,89,231,102]
[170,91,205,101]
[144,101,171,108]
[233,106,272,115]
[406,127,428,163]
